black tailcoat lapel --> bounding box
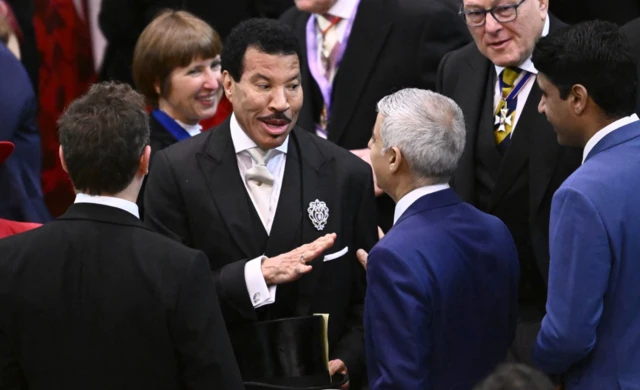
[489,86,541,209]
[452,51,494,202]
[288,130,340,316]
[196,120,268,259]
[264,137,303,257]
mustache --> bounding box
[258,112,292,123]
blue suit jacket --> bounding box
[533,120,640,389]
[0,43,50,223]
[364,188,519,389]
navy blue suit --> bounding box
[0,43,50,223]
[364,188,519,389]
[533,119,640,389]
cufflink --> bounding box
[253,292,260,304]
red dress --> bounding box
[33,0,95,217]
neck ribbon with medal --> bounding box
[495,71,534,133]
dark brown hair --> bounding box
[58,82,150,195]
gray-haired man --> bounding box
[359,88,519,389]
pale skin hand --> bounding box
[261,233,337,284]
[356,227,385,270]
[328,359,349,389]
[350,148,384,197]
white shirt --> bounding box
[393,184,450,225]
[493,17,550,136]
[230,114,289,308]
[583,114,639,163]
[74,193,140,219]
[314,0,359,81]
[175,120,202,137]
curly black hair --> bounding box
[221,18,301,81]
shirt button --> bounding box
[257,181,262,186]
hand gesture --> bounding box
[261,233,336,284]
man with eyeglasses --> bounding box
[437,0,582,366]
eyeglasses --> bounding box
[459,0,527,27]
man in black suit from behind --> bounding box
[144,18,377,387]
[0,82,244,390]
[622,17,640,114]
[280,0,470,230]
[437,0,582,365]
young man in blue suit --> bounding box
[532,21,640,389]
[360,88,520,389]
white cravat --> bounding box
[230,114,288,309]
[245,148,275,228]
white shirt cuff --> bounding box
[244,256,277,308]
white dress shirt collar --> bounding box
[583,114,639,163]
[495,16,550,77]
[74,193,140,219]
[393,183,450,225]
[326,0,359,19]
[175,119,202,137]
[230,113,289,155]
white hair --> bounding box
[377,88,466,183]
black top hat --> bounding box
[229,315,348,389]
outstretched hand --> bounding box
[261,233,336,284]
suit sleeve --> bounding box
[532,187,611,375]
[170,251,244,390]
[0,59,21,141]
[365,246,431,389]
[0,243,27,389]
[330,167,377,383]
[418,2,470,91]
[144,150,258,324]
[0,327,27,389]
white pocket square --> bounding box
[323,246,348,262]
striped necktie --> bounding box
[494,67,522,153]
